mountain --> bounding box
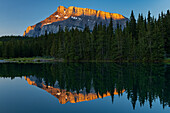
[23,6,129,37]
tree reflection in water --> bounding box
[0,63,169,109]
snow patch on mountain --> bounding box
[44,23,52,25]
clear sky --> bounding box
[0,0,169,36]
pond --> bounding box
[0,63,169,113]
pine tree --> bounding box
[50,39,57,59]
[68,28,75,60]
[96,22,105,60]
[112,24,123,61]
[122,22,131,61]
[0,42,2,57]
[57,36,64,59]
[164,10,170,57]
[129,10,137,39]
[64,26,70,60]
[107,18,114,60]
[73,28,82,61]
[151,20,165,61]
[136,14,147,61]
[129,10,137,61]
[83,25,91,60]
[146,11,154,61]
[92,23,98,60]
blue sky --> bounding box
[0,0,169,36]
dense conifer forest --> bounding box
[0,10,169,62]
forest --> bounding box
[0,10,170,62]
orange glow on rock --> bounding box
[24,6,125,36]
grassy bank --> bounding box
[0,57,170,64]
[0,57,57,63]
[164,58,170,64]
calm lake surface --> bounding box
[0,63,169,113]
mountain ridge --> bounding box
[24,6,129,37]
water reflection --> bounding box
[25,76,125,104]
[0,63,169,109]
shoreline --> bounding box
[0,58,57,64]
[0,57,170,64]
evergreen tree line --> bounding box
[0,63,169,109]
[0,10,169,62]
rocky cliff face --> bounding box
[24,6,129,37]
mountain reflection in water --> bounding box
[25,76,125,104]
[0,63,169,110]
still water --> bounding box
[0,63,169,113]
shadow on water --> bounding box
[0,63,169,109]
